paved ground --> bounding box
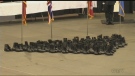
[0,13,135,75]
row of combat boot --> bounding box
[4,34,127,56]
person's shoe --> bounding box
[89,16,94,19]
[110,22,114,25]
[106,22,110,25]
[51,18,54,21]
[106,22,114,25]
[48,22,51,25]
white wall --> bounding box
[114,1,119,12]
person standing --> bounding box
[104,1,116,25]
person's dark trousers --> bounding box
[105,5,114,23]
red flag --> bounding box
[88,1,94,19]
[22,1,27,25]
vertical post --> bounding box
[21,1,23,44]
[87,1,89,36]
[119,15,121,34]
[120,16,121,24]
[21,16,23,44]
[51,22,52,39]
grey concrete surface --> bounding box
[0,13,135,75]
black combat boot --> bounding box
[4,44,12,52]
[72,38,79,54]
[36,40,42,52]
[17,43,23,52]
[93,43,99,55]
[48,40,56,53]
[121,37,128,46]
[28,42,37,52]
[23,41,29,51]
[105,45,113,56]
[67,40,73,53]
[62,38,68,53]
[12,42,23,52]
[43,41,50,52]
[57,40,63,52]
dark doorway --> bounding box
[124,1,133,13]
[133,1,135,11]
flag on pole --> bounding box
[88,1,94,19]
[22,1,27,25]
[47,1,54,24]
[119,1,125,17]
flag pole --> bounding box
[47,1,53,40]
[119,1,121,34]
[87,1,88,36]
[119,15,121,34]
[21,17,23,44]
[51,22,52,39]
[120,16,121,24]
[21,1,23,44]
